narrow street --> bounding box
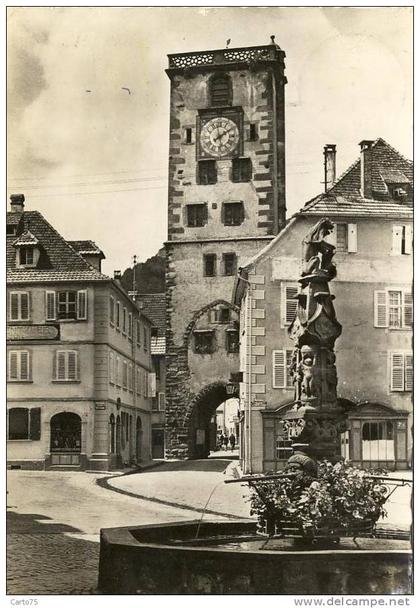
[6,459,234,595]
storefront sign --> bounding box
[7,324,60,341]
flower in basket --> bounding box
[247,460,389,537]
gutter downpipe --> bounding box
[236,271,252,474]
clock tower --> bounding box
[165,39,287,459]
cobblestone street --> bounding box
[7,466,221,595]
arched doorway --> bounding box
[188,382,238,459]
[50,412,81,466]
[136,417,142,462]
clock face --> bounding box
[200,117,240,158]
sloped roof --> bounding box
[136,293,166,337]
[317,138,412,200]
[7,210,108,284]
[13,229,39,246]
[68,240,105,257]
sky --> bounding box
[7,6,413,275]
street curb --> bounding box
[95,473,250,521]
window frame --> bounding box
[186,203,207,228]
[55,290,88,321]
[8,350,31,382]
[232,157,252,183]
[193,330,215,355]
[222,201,244,227]
[374,288,412,330]
[392,224,412,256]
[389,351,413,392]
[226,328,239,353]
[209,73,232,107]
[272,349,294,389]
[54,350,79,382]
[8,407,41,441]
[222,252,237,277]
[197,159,217,185]
[9,291,30,322]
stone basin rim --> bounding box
[100,519,412,556]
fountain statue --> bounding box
[98,218,412,595]
[283,218,348,468]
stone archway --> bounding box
[188,381,233,459]
[165,298,240,460]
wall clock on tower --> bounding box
[197,109,243,160]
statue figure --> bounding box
[298,345,322,401]
[286,445,317,478]
[302,218,337,282]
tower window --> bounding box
[185,127,193,144]
[222,201,244,226]
[203,254,217,277]
[209,74,232,107]
[232,158,252,182]
[197,160,217,185]
[194,330,215,355]
[223,253,237,276]
[186,204,207,228]
[249,123,258,142]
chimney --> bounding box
[323,145,336,192]
[114,270,122,283]
[359,140,374,199]
[10,193,25,213]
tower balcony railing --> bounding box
[168,44,283,70]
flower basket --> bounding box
[249,461,388,542]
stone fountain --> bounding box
[98,219,412,595]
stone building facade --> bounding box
[7,195,154,470]
[233,139,413,473]
[164,41,288,458]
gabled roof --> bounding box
[304,137,413,209]
[13,229,39,246]
[68,240,105,258]
[7,210,109,284]
[233,138,413,298]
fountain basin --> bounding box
[98,520,412,594]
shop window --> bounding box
[362,421,394,462]
[222,201,244,226]
[194,330,214,354]
[232,158,252,182]
[8,407,41,440]
[198,160,217,185]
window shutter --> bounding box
[9,352,18,380]
[20,351,29,381]
[347,224,358,253]
[29,407,41,441]
[405,225,413,254]
[392,225,402,255]
[390,353,404,391]
[284,285,298,325]
[56,352,66,380]
[286,349,294,388]
[109,352,114,383]
[158,392,165,410]
[273,350,286,388]
[374,291,388,327]
[77,290,88,320]
[405,354,413,391]
[203,204,208,224]
[22,292,30,320]
[46,291,56,321]
[403,291,413,328]
[67,351,78,380]
[149,373,156,398]
[10,293,19,320]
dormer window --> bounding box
[13,230,40,268]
